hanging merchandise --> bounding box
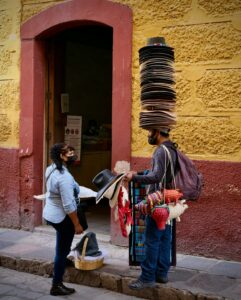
[114,186,133,238]
[129,178,147,265]
[134,189,183,214]
[128,179,178,266]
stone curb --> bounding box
[0,255,224,300]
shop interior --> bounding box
[45,25,113,235]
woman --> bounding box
[43,143,83,296]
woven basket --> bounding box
[74,237,104,270]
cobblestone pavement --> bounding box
[0,267,145,300]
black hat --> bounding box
[147,36,167,46]
[92,169,125,205]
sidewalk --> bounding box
[0,226,241,300]
[0,266,145,300]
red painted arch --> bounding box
[20,0,132,228]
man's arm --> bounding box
[125,147,167,185]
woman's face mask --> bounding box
[60,147,78,165]
[66,154,78,166]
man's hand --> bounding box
[124,171,137,182]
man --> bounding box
[124,128,177,289]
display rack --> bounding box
[129,178,176,266]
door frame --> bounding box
[19,0,132,232]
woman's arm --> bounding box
[58,173,83,234]
[68,211,83,234]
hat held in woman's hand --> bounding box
[92,169,125,207]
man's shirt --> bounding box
[133,140,177,194]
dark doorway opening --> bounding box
[45,25,113,235]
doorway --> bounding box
[45,25,113,235]
[20,0,132,244]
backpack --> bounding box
[162,145,203,201]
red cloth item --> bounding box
[163,189,183,204]
[117,186,133,237]
[151,207,169,230]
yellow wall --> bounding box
[0,0,21,148]
[115,0,241,162]
[1,0,241,161]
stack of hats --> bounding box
[138,37,176,131]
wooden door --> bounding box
[45,41,55,165]
[45,38,66,165]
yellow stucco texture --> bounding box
[172,117,241,159]
[196,69,241,110]
[21,0,61,23]
[1,0,241,162]
[198,0,241,17]
[0,114,12,142]
[115,0,241,162]
[162,22,241,64]
[0,0,20,148]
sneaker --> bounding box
[128,278,156,290]
[156,276,168,284]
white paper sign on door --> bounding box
[64,115,82,160]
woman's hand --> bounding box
[74,223,83,234]
[68,211,84,234]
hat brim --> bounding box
[96,173,125,204]
[108,182,128,208]
[107,178,124,208]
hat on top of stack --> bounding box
[138,37,176,131]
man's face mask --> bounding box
[148,130,158,145]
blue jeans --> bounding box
[140,216,172,283]
[47,216,75,284]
